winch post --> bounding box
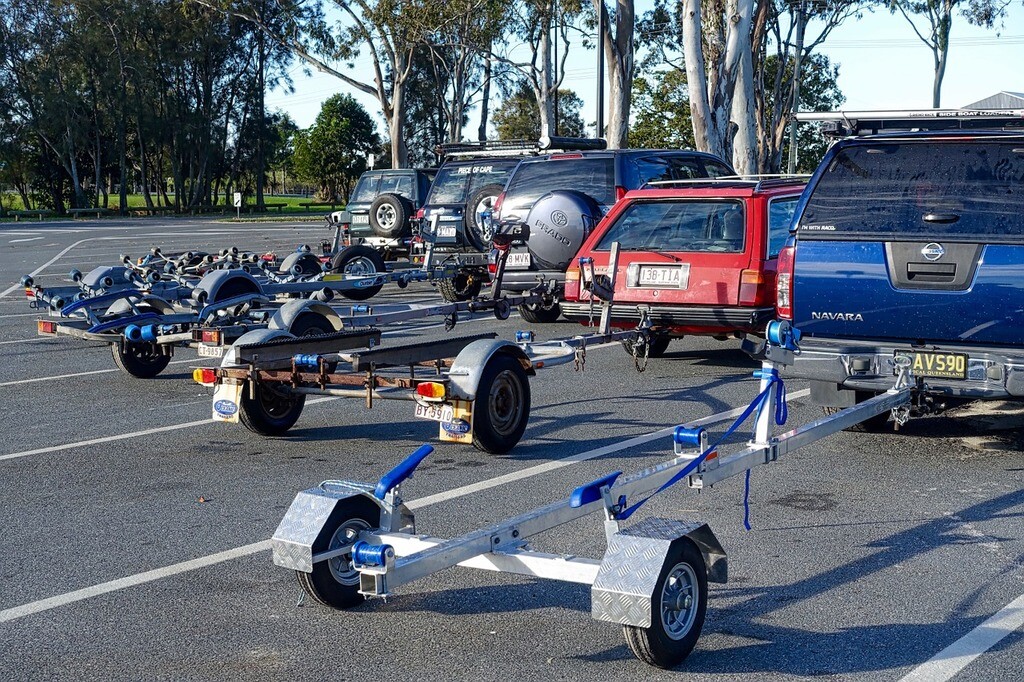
[597,242,620,336]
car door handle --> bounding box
[922,213,960,223]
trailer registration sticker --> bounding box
[894,350,967,380]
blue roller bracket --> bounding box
[673,427,705,448]
[352,541,394,567]
[292,354,321,369]
[90,312,161,335]
[570,471,622,509]
[374,444,434,500]
[515,330,535,344]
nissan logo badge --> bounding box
[551,210,569,227]
[921,243,945,261]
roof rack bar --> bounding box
[437,137,607,159]
[641,175,809,191]
[796,109,1024,137]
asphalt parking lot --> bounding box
[0,217,1021,681]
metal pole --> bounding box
[596,4,605,138]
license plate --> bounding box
[415,402,455,423]
[436,225,457,238]
[198,344,225,358]
[506,252,531,269]
[352,214,369,224]
[635,265,688,288]
[895,350,968,379]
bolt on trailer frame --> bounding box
[271,320,916,669]
[196,244,656,453]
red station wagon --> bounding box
[561,178,808,356]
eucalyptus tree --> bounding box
[592,0,635,148]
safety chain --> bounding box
[892,403,911,429]
[586,296,596,328]
[631,337,650,373]
[574,341,587,372]
[444,311,458,332]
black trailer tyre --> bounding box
[437,269,484,302]
[465,183,505,250]
[624,540,708,669]
[296,496,382,609]
[288,312,335,337]
[823,391,892,432]
[369,193,410,237]
[331,245,387,300]
[111,341,170,378]
[518,300,561,324]
[239,381,306,436]
[472,354,531,454]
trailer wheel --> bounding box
[296,496,381,609]
[518,300,561,324]
[332,245,386,301]
[437,269,483,302]
[111,341,170,378]
[624,540,707,669]
[472,354,531,454]
[823,391,892,432]
[238,382,306,436]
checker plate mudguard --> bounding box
[271,483,376,573]
[591,517,727,628]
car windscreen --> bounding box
[595,200,745,253]
[505,157,616,207]
[349,174,379,203]
[799,140,1024,242]
[427,161,517,204]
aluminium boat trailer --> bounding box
[195,244,658,453]
[270,320,916,669]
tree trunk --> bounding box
[786,6,807,173]
[730,0,757,174]
[478,53,492,141]
[683,0,720,157]
[932,9,952,108]
[595,0,635,149]
[256,28,266,209]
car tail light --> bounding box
[550,153,583,160]
[487,249,498,276]
[37,320,57,334]
[615,185,627,202]
[416,381,446,400]
[739,269,765,307]
[563,267,580,300]
[415,208,424,220]
[193,368,218,385]
[776,245,795,319]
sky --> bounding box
[264,3,1024,138]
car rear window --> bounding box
[427,161,517,204]
[378,174,414,200]
[595,200,745,253]
[350,174,379,203]
[799,140,1024,242]
[505,157,616,206]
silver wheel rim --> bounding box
[488,369,524,436]
[474,194,499,241]
[344,256,377,276]
[327,518,371,585]
[660,561,698,640]
[375,204,397,229]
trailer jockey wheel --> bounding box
[623,540,708,669]
[472,354,531,454]
[296,496,382,609]
[111,340,170,378]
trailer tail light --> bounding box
[563,267,580,299]
[738,269,765,307]
[37,320,57,334]
[615,185,627,202]
[776,245,795,320]
[193,368,218,386]
[202,330,222,345]
[416,382,446,401]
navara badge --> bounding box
[921,243,945,261]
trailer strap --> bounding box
[618,370,787,522]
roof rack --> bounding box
[437,136,607,159]
[642,174,810,192]
[796,109,1024,137]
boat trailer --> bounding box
[270,320,915,668]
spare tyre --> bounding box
[369,193,411,238]
[523,190,602,271]
[465,183,505,251]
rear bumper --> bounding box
[561,302,774,332]
[785,337,1024,400]
[500,269,566,292]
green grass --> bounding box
[1,194,344,215]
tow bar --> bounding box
[271,320,915,668]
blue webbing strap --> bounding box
[619,370,787,521]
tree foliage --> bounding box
[493,83,586,140]
[291,94,380,201]
[629,70,695,150]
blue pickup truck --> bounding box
[777,114,1024,428]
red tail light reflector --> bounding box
[193,368,218,385]
[739,269,765,307]
[38,320,57,334]
[416,382,446,400]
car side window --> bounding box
[767,197,799,257]
[349,174,379,203]
[667,158,703,180]
[631,157,674,187]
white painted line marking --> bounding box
[0,396,335,462]
[0,359,196,387]
[0,541,272,623]
[899,592,1024,682]
[0,337,56,346]
[9,237,43,243]
[0,389,809,621]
